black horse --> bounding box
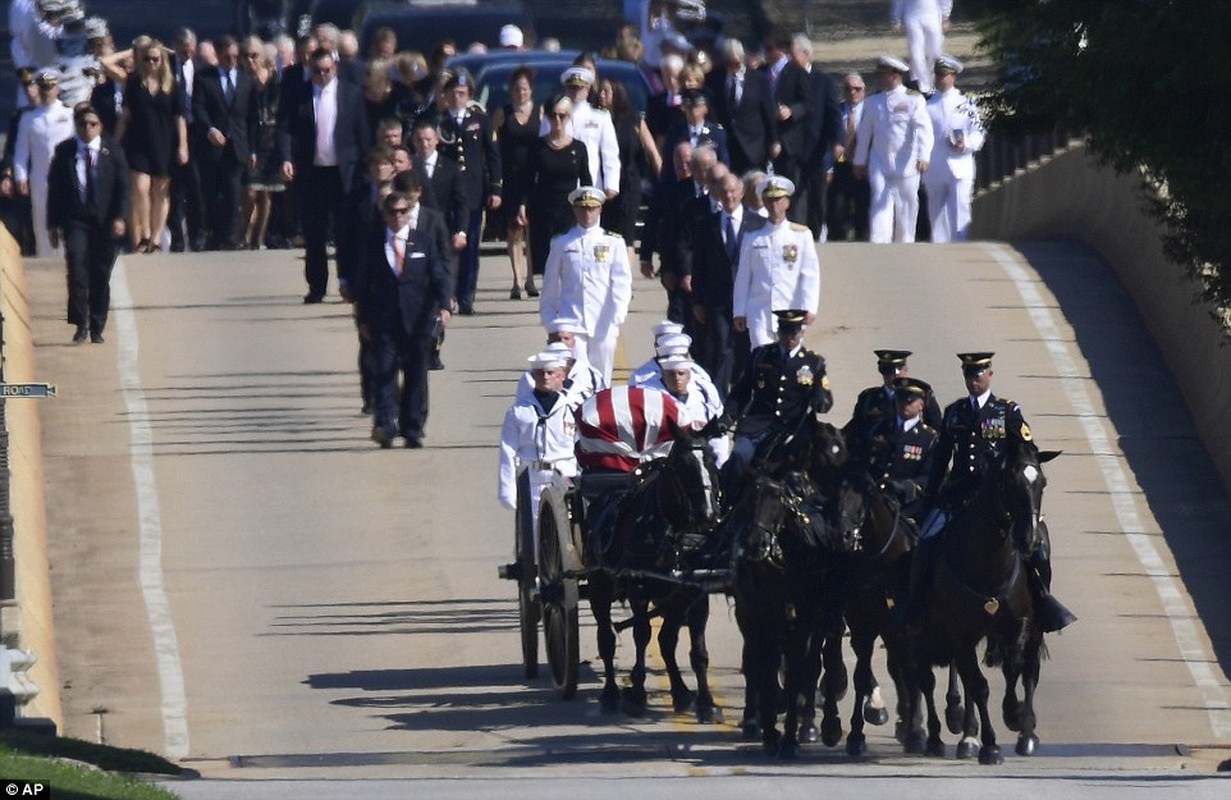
[832,469,920,757]
[906,439,1061,764]
[729,420,854,758]
[585,419,725,719]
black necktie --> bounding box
[84,148,96,210]
[727,75,737,109]
[724,213,738,263]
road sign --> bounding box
[0,383,57,398]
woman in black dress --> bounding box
[515,93,592,285]
[116,38,187,253]
[239,37,285,250]
[597,76,661,267]
[491,66,539,298]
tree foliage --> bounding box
[969,1,1231,312]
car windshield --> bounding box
[476,62,649,116]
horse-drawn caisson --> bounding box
[498,337,1076,765]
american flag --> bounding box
[576,387,681,472]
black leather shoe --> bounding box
[303,292,325,304]
[72,326,88,343]
[90,331,104,344]
[371,427,394,449]
[170,238,186,253]
[457,305,475,316]
[429,356,445,371]
[404,437,423,449]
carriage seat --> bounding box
[575,469,637,565]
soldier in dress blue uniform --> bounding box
[434,68,502,315]
[723,308,833,490]
[900,352,1075,631]
[843,349,942,445]
[850,376,939,523]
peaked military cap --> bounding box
[875,349,912,370]
[875,54,910,75]
[893,377,932,400]
[760,174,795,199]
[561,66,595,87]
[934,54,964,75]
[774,309,809,334]
[35,67,62,86]
[568,186,605,207]
[958,352,995,374]
[680,88,708,106]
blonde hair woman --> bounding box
[116,37,188,252]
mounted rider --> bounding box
[843,349,942,446]
[900,352,1076,631]
[848,376,939,525]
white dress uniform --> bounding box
[642,368,730,467]
[853,82,933,243]
[498,390,579,551]
[732,218,821,348]
[539,218,633,385]
[891,0,951,94]
[923,85,985,242]
[515,352,603,409]
[14,96,74,257]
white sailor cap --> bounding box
[934,54,964,75]
[528,350,569,370]
[652,320,685,340]
[84,16,109,39]
[759,174,795,199]
[658,354,695,371]
[499,24,524,48]
[875,54,911,74]
[546,316,585,334]
[545,341,574,356]
[561,66,595,87]
[568,186,605,207]
[655,333,693,357]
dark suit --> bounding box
[170,54,208,249]
[436,104,500,311]
[764,58,812,185]
[685,207,767,400]
[47,136,130,336]
[800,66,842,238]
[648,177,707,324]
[706,68,778,175]
[277,77,370,298]
[193,65,260,248]
[827,101,871,241]
[354,206,453,442]
[662,118,730,167]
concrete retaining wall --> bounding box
[972,144,1231,495]
[0,229,62,727]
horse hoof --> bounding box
[672,689,696,714]
[945,705,965,736]
[926,737,946,758]
[820,716,843,748]
[697,703,723,725]
[904,731,925,755]
[742,720,762,741]
[864,705,890,726]
[846,735,867,758]
[761,731,782,757]
[979,744,1004,765]
[599,687,620,715]
[621,686,648,717]
[798,723,819,744]
[1016,734,1039,757]
[894,719,910,744]
[778,739,801,760]
[956,739,978,760]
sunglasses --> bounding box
[313,66,333,75]
[845,85,865,93]
[386,206,411,215]
[550,112,569,120]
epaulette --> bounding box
[789,222,809,232]
[907,88,922,96]
[466,100,485,112]
[918,422,937,436]
[605,229,623,239]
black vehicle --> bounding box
[466,55,652,116]
[356,0,534,58]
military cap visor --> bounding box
[893,377,932,399]
[958,351,995,375]
[875,54,910,74]
[875,349,912,369]
[568,186,605,207]
[774,309,808,333]
[760,175,795,198]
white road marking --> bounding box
[983,242,1231,739]
[112,258,190,758]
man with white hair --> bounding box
[540,187,632,384]
[853,55,933,243]
[499,349,580,552]
[707,38,778,177]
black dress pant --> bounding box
[826,162,870,242]
[200,151,244,248]
[64,219,118,334]
[369,323,432,441]
[169,154,205,247]
[299,166,354,297]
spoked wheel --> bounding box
[538,503,579,699]
[515,472,539,679]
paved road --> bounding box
[22,237,1231,796]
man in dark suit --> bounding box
[46,103,130,344]
[169,27,207,251]
[707,38,777,176]
[762,29,812,189]
[686,172,766,400]
[432,69,501,315]
[662,89,730,168]
[792,35,842,239]
[277,47,370,303]
[353,180,453,449]
[827,72,871,242]
[193,35,260,251]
